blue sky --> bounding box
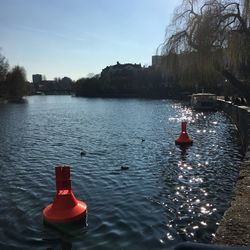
[0,0,181,81]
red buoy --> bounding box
[43,166,87,225]
[175,121,193,146]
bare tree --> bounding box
[161,0,250,100]
[0,51,9,82]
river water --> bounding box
[0,96,243,249]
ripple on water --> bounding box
[0,97,243,249]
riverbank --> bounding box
[0,96,27,103]
[214,99,250,246]
[0,97,8,104]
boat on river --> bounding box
[191,93,218,111]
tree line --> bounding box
[73,63,180,99]
[160,0,250,102]
[0,51,29,102]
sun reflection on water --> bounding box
[165,106,229,243]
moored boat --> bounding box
[191,93,217,111]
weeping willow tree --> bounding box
[161,0,250,100]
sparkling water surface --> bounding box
[0,96,243,249]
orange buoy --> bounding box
[175,121,193,146]
[43,165,87,226]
